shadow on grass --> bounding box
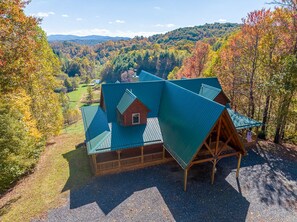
[0,196,21,217]
[62,143,92,192]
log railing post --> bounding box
[141,146,144,164]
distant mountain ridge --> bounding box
[47,35,130,45]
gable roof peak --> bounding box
[125,88,136,97]
[117,89,138,114]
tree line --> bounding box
[0,0,63,193]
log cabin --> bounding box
[81,70,262,191]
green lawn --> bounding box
[68,84,100,109]
[67,84,88,109]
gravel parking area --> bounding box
[34,142,297,222]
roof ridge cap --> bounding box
[165,81,225,109]
[125,88,137,98]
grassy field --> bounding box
[68,84,100,109]
[0,121,92,222]
[67,84,88,109]
[0,83,95,221]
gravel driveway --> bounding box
[34,142,297,222]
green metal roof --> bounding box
[169,77,222,95]
[102,81,164,122]
[158,81,225,169]
[138,70,163,81]
[81,106,111,154]
[199,84,221,100]
[82,105,163,154]
[116,89,137,114]
[84,70,261,170]
[227,108,262,129]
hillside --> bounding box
[148,23,240,45]
[48,35,130,45]
[50,23,240,82]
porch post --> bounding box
[92,154,97,174]
[184,168,188,192]
[255,127,259,143]
[211,159,217,184]
[236,153,242,178]
[215,118,222,155]
[117,151,121,167]
[141,146,144,164]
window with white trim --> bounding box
[132,113,140,125]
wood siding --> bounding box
[214,92,230,106]
[121,99,149,126]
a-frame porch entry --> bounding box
[183,109,245,191]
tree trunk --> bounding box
[274,93,293,144]
[249,35,259,119]
[261,95,270,137]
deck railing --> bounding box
[96,151,164,172]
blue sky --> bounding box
[24,0,272,37]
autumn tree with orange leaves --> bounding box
[176,41,210,79]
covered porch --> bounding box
[89,143,173,175]
[182,110,246,191]
[227,108,262,148]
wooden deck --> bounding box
[90,144,173,175]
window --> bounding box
[132,113,140,125]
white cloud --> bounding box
[115,20,125,24]
[218,18,227,23]
[108,20,126,24]
[62,14,69,18]
[154,6,161,10]
[76,18,83,21]
[47,29,164,38]
[166,24,175,28]
[32,11,55,17]
[154,23,175,28]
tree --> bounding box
[86,86,94,104]
[167,66,180,80]
[71,77,80,90]
[64,78,73,91]
[176,41,211,79]
[85,76,91,84]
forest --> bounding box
[0,0,296,194]
[0,0,63,193]
[50,22,239,82]
[169,3,297,145]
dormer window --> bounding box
[132,113,140,125]
[116,89,150,126]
